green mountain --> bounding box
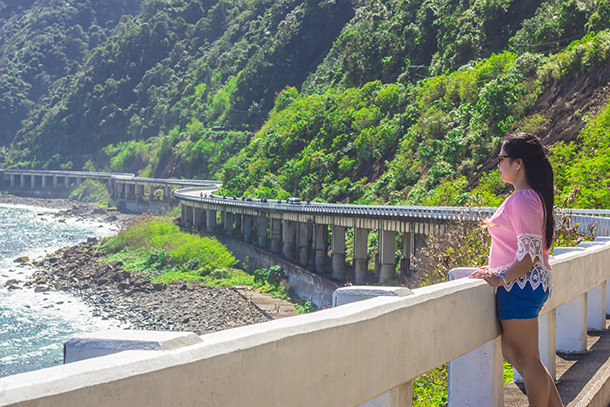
[0,0,143,145]
[2,0,610,208]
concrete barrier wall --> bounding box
[1,243,609,407]
[218,236,338,308]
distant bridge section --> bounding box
[0,169,221,213]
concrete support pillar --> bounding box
[297,222,310,266]
[20,174,25,188]
[379,229,396,282]
[353,227,369,285]
[447,268,504,406]
[136,184,144,199]
[282,220,295,261]
[224,211,234,238]
[234,214,242,239]
[64,176,69,188]
[607,278,610,316]
[206,209,216,234]
[243,215,252,244]
[587,282,606,331]
[41,175,47,188]
[77,177,83,185]
[10,174,15,187]
[314,224,327,274]
[402,231,414,274]
[31,175,35,188]
[257,215,267,248]
[270,219,281,254]
[193,208,203,231]
[148,186,155,202]
[163,187,171,202]
[556,293,588,353]
[333,286,414,407]
[53,176,58,188]
[331,225,346,281]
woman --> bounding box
[469,133,563,407]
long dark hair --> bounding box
[502,133,554,249]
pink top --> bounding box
[487,189,552,292]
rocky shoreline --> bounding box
[21,239,270,334]
[1,193,271,335]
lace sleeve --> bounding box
[516,233,543,263]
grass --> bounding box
[99,216,294,301]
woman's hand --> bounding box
[469,267,504,288]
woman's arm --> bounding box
[469,255,535,287]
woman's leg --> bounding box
[501,333,523,375]
[501,318,563,407]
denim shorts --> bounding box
[496,283,550,320]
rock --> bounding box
[153,283,166,291]
[96,278,109,286]
[108,260,123,269]
[117,282,129,291]
[34,277,47,284]
[124,288,141,297]
[105,215,118,222]
[5,279,20,286]
[118,270,131,279]
[87,237,97,243]
[93,208,107,215]
[13,256,29,263]
[34,285,50,292]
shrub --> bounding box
[69,179,110,203]
[253,265,286,287]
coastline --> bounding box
[0,192,269,337]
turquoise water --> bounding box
[0,203,128,378]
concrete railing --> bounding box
[2,239,609,407]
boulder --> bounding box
[13,256,29,263]
[34,285,50,292]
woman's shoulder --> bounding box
[507,189,542,211]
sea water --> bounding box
[0,203,129,378]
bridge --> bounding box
[0,169,221,212]
[1,169,610,406]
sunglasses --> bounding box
[498,155,510,165]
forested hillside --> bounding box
[0,0,143,146]
[2,0,610,208]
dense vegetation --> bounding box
[220,30,610,208]
[0,0,142,146]
[3,0,609,213]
